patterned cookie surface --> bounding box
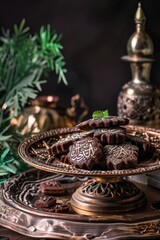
[94,127,126,145]
[126,134,154,161]
[104,143,139,170]
[35,196,56,209]
[41,203,70,213]
[40,180,65,195]
[77,116,129,130]
[49,131,93,155]
[68,137,103,170]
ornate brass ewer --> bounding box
[117,3,160,126]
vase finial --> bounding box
[135,2,146,23]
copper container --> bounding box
[13,94,88,134]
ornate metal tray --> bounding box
[18,126,160,177]
[6,125,160,238]
[1,169,160,239]
[17,126,160,216]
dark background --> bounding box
[0,0,160,118]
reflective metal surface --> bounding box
[1,169,160,239]
[18,126,160,177]
[13,94,88,134]
[127,3,153,57]
[71,177,146,215]
[18,125,160,216]
[117,3,160,124]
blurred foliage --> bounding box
[0,20,67,183]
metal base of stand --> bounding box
[71,177,146,216]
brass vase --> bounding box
[13,94,88,135]
[117,3,160,126]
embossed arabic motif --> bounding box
[70,139,98,162]
[105,144,138,160]
[136,221,160,235]
[1,205,28,226]
[98,221,160,239]
[18,126,160,177]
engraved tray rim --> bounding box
[1,169,160,239]
[18,125,160,177]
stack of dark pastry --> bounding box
[34,180,69,213]
[49,116,154,171]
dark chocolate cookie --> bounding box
[77,116,129,130]
[126,134,154,161]
[94,127,126,145]
[104,143,139,170]
[49,131,93,156]
[67,137,103,170]
[40,180,65,195]
[42,203,70,213]
[35,196,56,209]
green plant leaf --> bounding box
[0,164,15,174]
[103,110,109,117]
[92,110,104,119]
[0,177,8,184]
[1,148,10,160]
[0,20,68,183]
[92,110,109,119]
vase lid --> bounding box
[127,2,154,58]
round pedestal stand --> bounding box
[71,177,146,216]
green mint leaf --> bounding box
[103,110,109,117]
[92,110,103,119]
[92,110,109,118]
